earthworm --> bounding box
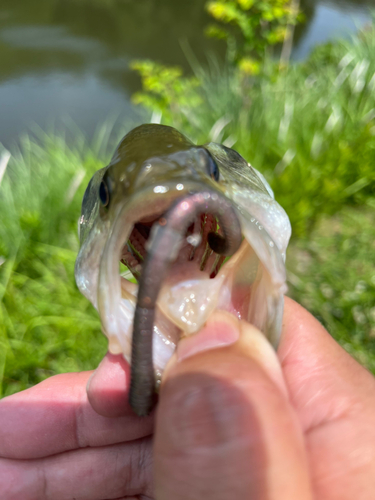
[129,190,242,416]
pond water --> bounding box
[0,0,372,148]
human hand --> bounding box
[0,357,154,499]
[1,297,375,499]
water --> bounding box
[0,0,372,148]
[293,0,372,59]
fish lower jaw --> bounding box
[157,261,227,334]
[109,261,232,375]
[102,237,285,378]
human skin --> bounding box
[1,297,375,499]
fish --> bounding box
[75,123,291,403]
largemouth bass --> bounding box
[75,124,291,410]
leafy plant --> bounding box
[130,60,202,126]
[205,0,303,69]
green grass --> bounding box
[1,26,375,397]
[0,133,108,397]
[287,207,375,372]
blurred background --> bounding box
[0,0,374,397]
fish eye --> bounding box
[99,179,110,207]
[207,152,220,182]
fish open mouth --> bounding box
[114,188,244,339]
[120,212,227,282]
[93,181,288,414]
[95,184,244,374]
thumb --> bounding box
[154,311,312,500]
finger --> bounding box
[279,297,375,429]
[0,370,153,460]
[154,310,312,500]
[0,437,153,500]
[279,297,375,499]
[87,352,135,417]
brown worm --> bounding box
[129,190,242,416]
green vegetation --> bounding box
[133,24,375,236]
[130,61,202,126]
[288,208,375,371]
[0,133,107,397]
[1,23,375,397]
[205,0,303,71]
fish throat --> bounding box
[121,211,228,281]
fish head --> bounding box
[75,124,291,380]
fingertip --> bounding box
[87,352,132,417]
